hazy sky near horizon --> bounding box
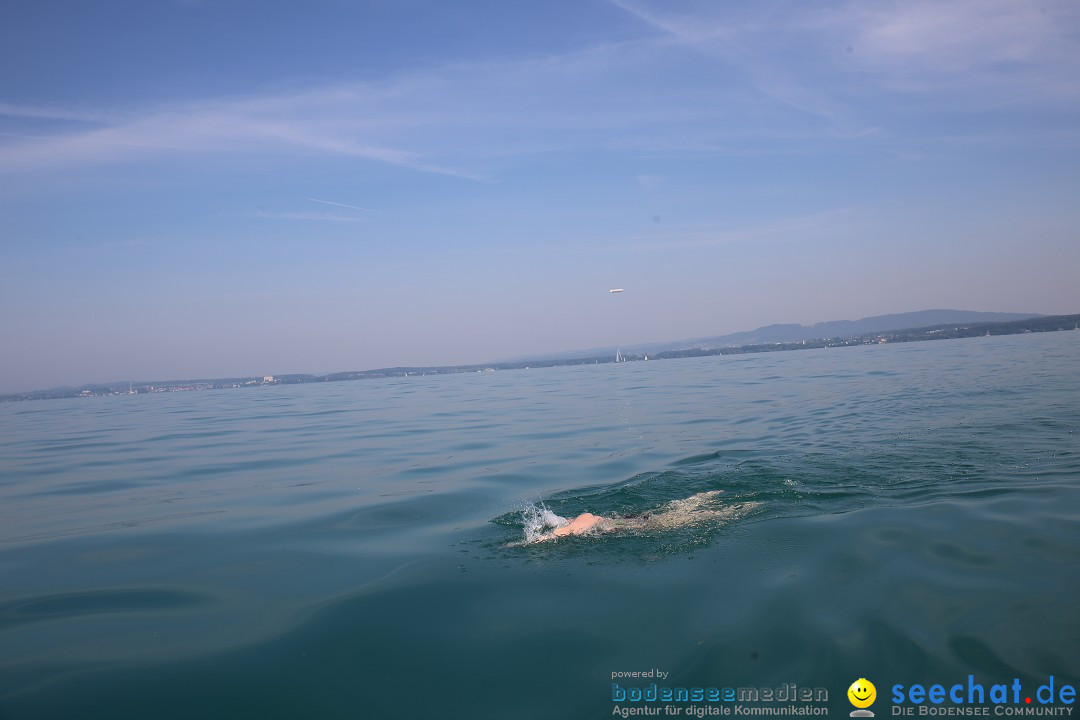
[2,0,1079,392]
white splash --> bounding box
[520,504,568,544]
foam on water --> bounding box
[519,504,568,544]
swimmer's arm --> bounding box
[529,513,603,541]
[556,513,602,536]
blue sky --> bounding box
[2,0,1078,392]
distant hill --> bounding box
[672,309,1042,348]
[5,310,1074,402]
[520,310,1043,360]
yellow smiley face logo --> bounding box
[848,678,876,708]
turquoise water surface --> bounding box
[1,332,1078,718]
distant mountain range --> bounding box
[6,309,1069,402]
[517,309,1042,361]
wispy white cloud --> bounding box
[841,1,1077,71]
[815,0,1080,100]
[0,92,488,179]
[247,210,368,223]
[0,31,861,178]
[604,0,745,47]
[0,102,112,123]
[605,0,1080,121]
[603,0,868,133]
[307,198,383,213]
[2,1,1077,180]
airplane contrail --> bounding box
[307,198,383,213]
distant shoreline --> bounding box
[3,313,1078,403]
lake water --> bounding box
[1,332,1078,719]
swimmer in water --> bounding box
[520,490,758,544]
